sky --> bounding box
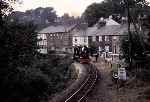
[12,0,103,17]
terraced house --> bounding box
[38,16,132,56]
[37,24,76,53]
[72,16,129,55]
[92,18,128,54]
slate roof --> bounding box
[73,24,130,37]
[73,25,97,36]
[94,25,129,36]
[38,24,76,33]
[73,18,135,37]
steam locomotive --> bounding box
[73,46,90,64]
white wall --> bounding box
[37,49,48,54]
[37,34,48,54]
[72,36,88,47]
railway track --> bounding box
[65,64,98,102]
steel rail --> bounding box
[78,66,98,102]
[65,64,98,102]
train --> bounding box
[73,46,90,64]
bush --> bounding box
[120,31,150,80]
[1,67,50,102]
[32,55,73,97]
[1,54,73,102]
[0,21,40,102]
[137,63,150,81]
[0,11,73,102]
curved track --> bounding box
[65,64,98,102]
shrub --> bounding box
[1,67,50,102]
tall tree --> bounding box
[8,7,57,30]
[0,1,40,101]
[83,0,149,26]
[82,0,125,26]
[0,0,15,74]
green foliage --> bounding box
[1,53,73,102]
[0,20,41,101]
[33,55,73,95]
[1,67,50,102]
[7,7,57,30]
[137,66,150,81]
[121,32,146,67]
[0,1,73,102]
[121,31,150,80]
[6,21,38,66]
[83,0,149,26]
[83,0,125,26]
[83,3,112,26]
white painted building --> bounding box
[72,23,97,47]
[71,17,131,57]
[72,17,122,48]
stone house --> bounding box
[37,24,76,53]
[37,16,132,56]
[93,24,128,54]
[72,17,129,55]
[72,23,96,47]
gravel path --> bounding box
[85,58,116,102]
[82,57,150,102]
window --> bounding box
[99,36,102,41]
[88,36,92,45]
[96,36,99,41]
[114,45,117,53]
[105,46,109,52]
[113,36,117,40]
[84,38,86,42]
[105,36,109,41]
[60,35,63,39]
[75,38,77,42]
[99,46,102,51]
[92,36,96,41]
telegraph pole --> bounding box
[124,0,132,69]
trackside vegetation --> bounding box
[0,1,75,102]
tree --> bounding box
[121,32,146,65]
[0,0,16,80]
[121,31,150,80]
[0,1,43,101]
[83,0,150,26]
[8,7,57,30]
[0,1,74,102]
[6,21,38,66]
[0,20,40,101]
[83,3,109,27]
[82,0,125,26]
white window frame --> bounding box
[105,46,109,52]
[105,36,109,41]
[99,46,102,51]
[99,36,102,42]
[113,36,117,40]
